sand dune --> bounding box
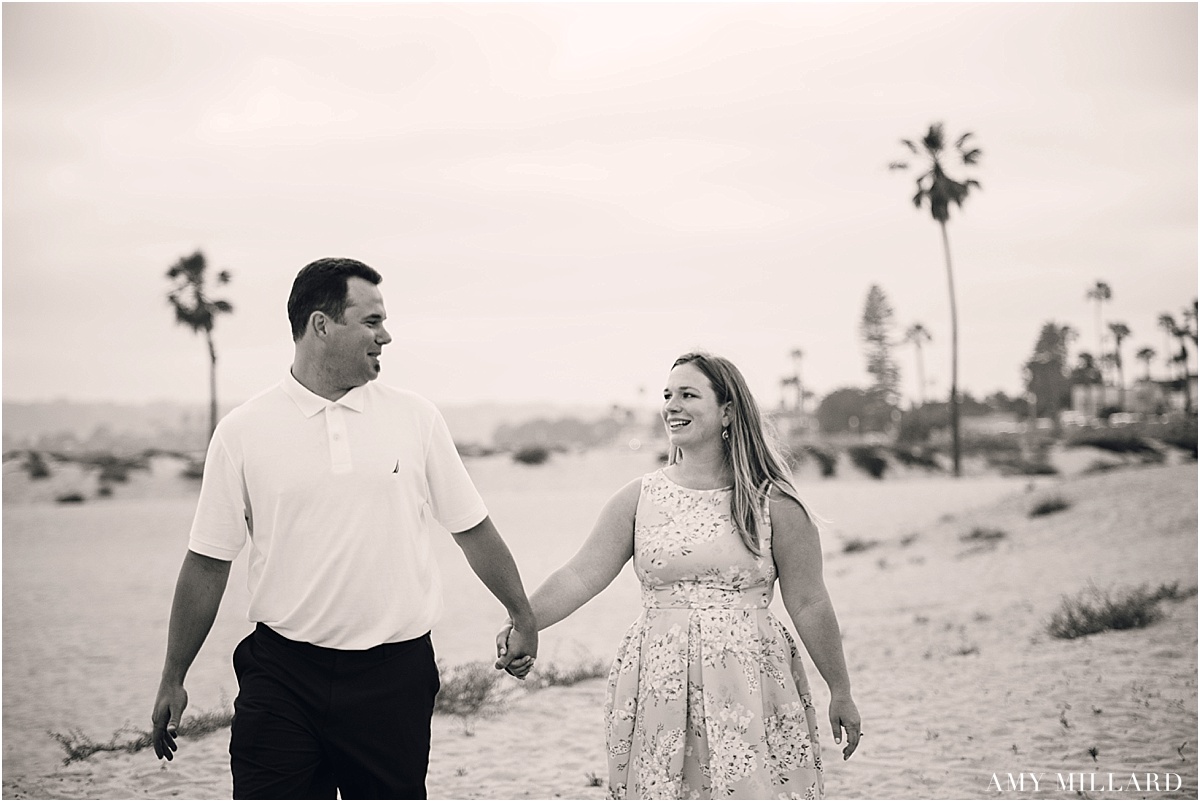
[3,452,1195,799]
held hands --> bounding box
[829,694,862,760]
[494,620,537,679]
[150,680,188,761]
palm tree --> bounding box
[1181,300,1197,411]
[889,122,981,476]
[1159,312,1179,377]
[1136,346,1157,382]
[1159,311,1193,413]
[903,323,932,406]
[1107,322,1131,410]
[779,376,798,411]
[789,348,806,413]
[1086,281,1113,377]
[166,251,233,442]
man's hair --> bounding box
[287,257,383,341]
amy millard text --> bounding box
[988,772,1183,793]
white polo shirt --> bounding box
[187,371,488,649]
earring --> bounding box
[722,428,729,441]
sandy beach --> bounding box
[3,448,1195,799]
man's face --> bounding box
[324,277,392,388]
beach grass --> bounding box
[1029,494,1071,517]
[1047,581,1196,639]
[49,707,234,765]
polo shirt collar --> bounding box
[282,370,367,417]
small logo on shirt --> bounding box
[392,460,400,473]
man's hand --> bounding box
[494,621,537,679]
[151,680,188,760]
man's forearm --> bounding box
[452,517,534,628]
[160,550,232,684]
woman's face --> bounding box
[661,362,730,448]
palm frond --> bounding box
[962,148,982,165]
[888,160,909,171]
[900,139,918,154]
[921,123,945,154]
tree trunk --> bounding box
[1180,340,1193,413]
[915,343,926,406]
[1116,357,1125,411]
[940,222,961,477]
[206,328,218,444]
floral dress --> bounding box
[604,469,823,800]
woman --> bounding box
[499,352,860,799]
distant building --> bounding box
[1071,384,1121,417]
[769,408,818,442]
[1071,376,1196,417]
[960,412,1023,436]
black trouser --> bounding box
[230,623,440,800]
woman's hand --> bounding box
[494,620,536,679]
[829,694,862,760]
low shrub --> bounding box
[24,451,51,480]
[1029,495,1071,518]
[527,657,610,689]
[1067,431,1162,457]
[842,537,880,554]
[847,446,888,479]
[181,459,205,480]
[1047,584,1169,639]
[1155,418,1198,459]
[434,660,516,735]
[1082,459,1123,475]
[959,527,1006,543]
[804,445,837,477]
[985,453,1058,476]
[55,493,86,504]
[1147,581,1198,603]
[889,445,942,471]
[512,445,551,466]
[1161,434,1198,460]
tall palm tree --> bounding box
[1107,322,1131,409]
[889,122,981,476]
[166,251,233,443]
[1136,347,1156,382]
[903,323,932,406]
[1086,281,1113,377]
[1181,300,1197,411]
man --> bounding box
[151,257,537,799]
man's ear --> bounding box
[309,311,328,338]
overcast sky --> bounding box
[4,3,1196,412]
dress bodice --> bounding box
[633,468,776,610]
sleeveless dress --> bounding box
[604,469,824,800]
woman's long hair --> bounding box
[667,352,815,556]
